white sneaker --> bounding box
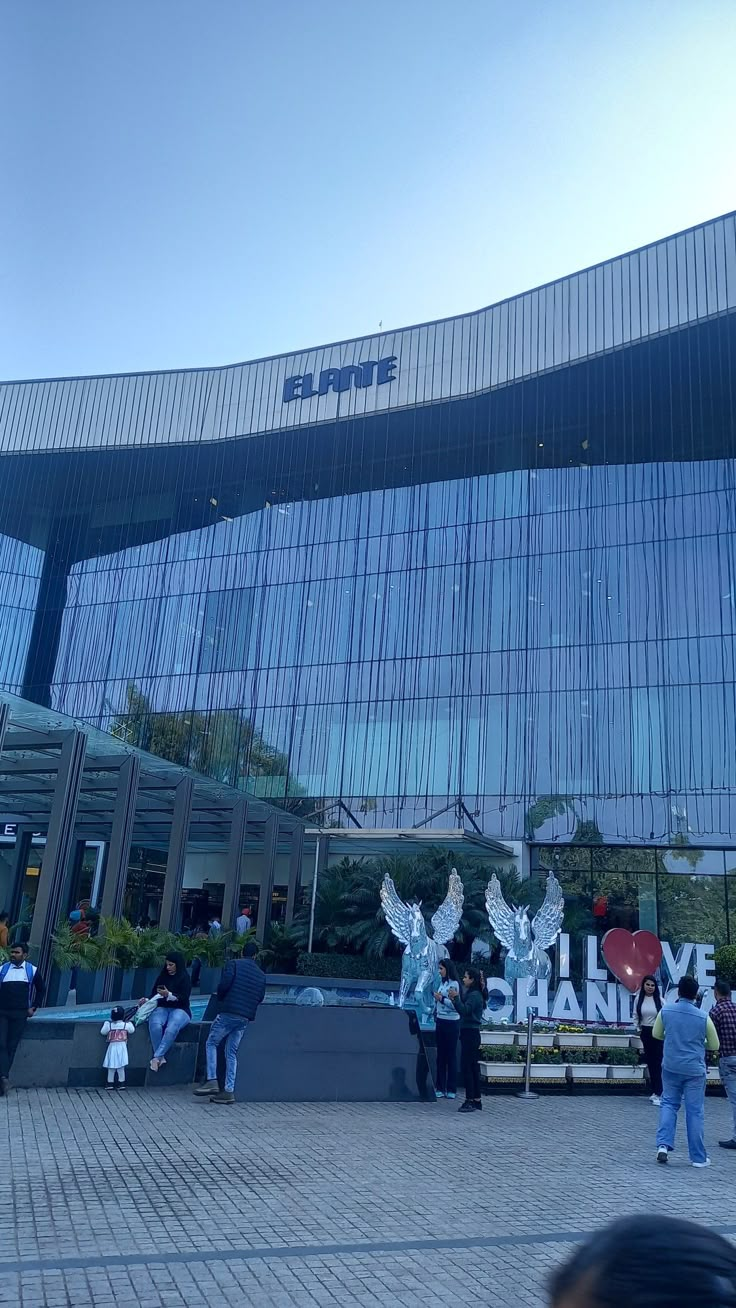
[650,1094,661,1106]
[692,1157,712,1168]
[657,1147,669,1164]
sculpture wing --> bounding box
[531,871,565,950]
[485,874,516,951]
[379,875,413,945]
[430,869,464,945]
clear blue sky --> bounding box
[2,0,735,381]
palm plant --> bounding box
[50,921,98,973]
[92,916,140,970]
[291,858,358,951]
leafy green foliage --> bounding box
[296,951,401,981]
[479,1044,523,1063]
[566,1046,603,1064]
[257,924,299,973]
[50,921,98,973]
[292,849,520,966]
[605,1045,640,1066]
[714,945,736,986]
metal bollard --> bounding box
[517,1010,539,1100]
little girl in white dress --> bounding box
[101,1006,135,1088]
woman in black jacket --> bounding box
[451,966,484,1113]
[139,951,192,1072]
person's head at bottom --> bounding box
[678,974,699,1001]
[242,941,258,960]
[549,1216,736,1307]
[9,942,28,965]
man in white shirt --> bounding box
[0,942,46,1094]
[235,909,252,936]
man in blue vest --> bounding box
[653,974,720,1167]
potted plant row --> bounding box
[480,1043,643,1083]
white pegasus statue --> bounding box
[380,870,464,1025]
[485,870,564,981]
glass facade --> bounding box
[1,216,736,875]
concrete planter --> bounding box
[481,1030,516,1045]
[195,965,221,995]
[480,1062,524,1080]
[707,1067,721,1082]
[131,967,162,1000]
[73,971,106,1004]
[594,1034,633,1050]
[608,1065,645,1081]
[530,1064,567,1080]
[569,1064,606,1081]
[45,968,72,1008]
[530,1033,556,1048]
[559,1035,594,1049]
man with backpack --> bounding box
[0,941,46,1094]
[193,940,266,1104]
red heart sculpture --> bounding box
[601,929,663,992]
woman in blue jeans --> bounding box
[139,952,192,1072]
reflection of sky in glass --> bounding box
[2,458,736,842]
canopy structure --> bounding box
[0,691,305,975]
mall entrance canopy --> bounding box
[0,692,305,975]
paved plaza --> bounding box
[1,1086,735,1307]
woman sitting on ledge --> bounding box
[138,951,192,1073]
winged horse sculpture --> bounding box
[485,871,564,981]
[380,870,464,1026]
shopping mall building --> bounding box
[1,211,736,973]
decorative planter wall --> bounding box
[480,1062,524,1080]
[595,1035,633,1050]
[608,1065,645,1081]
[530,1064,567,1081]
[530,1033,556,1048]
[559,1035,594,1049]
[570,1065,606,1081]
[481,1030,516,1045]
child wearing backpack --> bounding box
[101,1006,135,1088]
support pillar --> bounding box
[0,701,9,752]
[21,514,88,708]
[100,756,141,921]
[159,778,193,932]
[255,813,278,942]
[29,729,87,976]
[221,797,248,931]
[284,824,304,928]
[7,828,34,934]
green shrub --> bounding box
[479,1044,523,1063]
[566,1047,603,1064]
[296,951,401,982]
[530,1047,563,1064]
[714,945,736,987]
[605,1046,640,1066]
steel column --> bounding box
[28,729,88,975]
[100,755,141,920]
[255,813,279,942]
[159,777,194,932]
[7,828,34,933]
[221,797,249,931]
[284,824,304,928]
[0,701,9,752]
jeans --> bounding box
[435,1019,459,1094]
[640,1026,663,1096]
[460,1028,481,1101]
[0,1012,28,1078]
[148,1006,191,1059]
[206,1014,248,1092]
[656,1070,708,1163]
[719,1055,736,1140]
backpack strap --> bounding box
[0,963,9,983]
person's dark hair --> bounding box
[548,1215,736,1307]
[462,965,482,992]
[165,951,186,973]
[12,941,29,955]
[635,974,662,1020]
[111,1006,125,1022]
[714,978,732,999]
[438,958,458,982]
[243,941,258,959]
[678,974,699,1001]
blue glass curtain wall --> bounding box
[1,306,735,843]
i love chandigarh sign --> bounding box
[486,930,716,1026]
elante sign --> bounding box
[283,355,397,403]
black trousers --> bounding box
[460,1027,481,1101]
[435,1019,459,1094]
[640,1026,663,1096]
[0,1012,28,1079]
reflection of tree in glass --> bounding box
[110,683,301,796]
